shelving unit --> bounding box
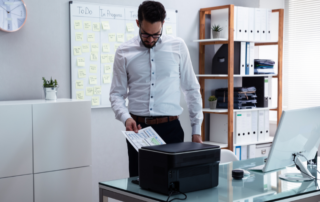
[197,5,284,151]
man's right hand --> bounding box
[125,118,142,133]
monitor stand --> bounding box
[279,156,316,182]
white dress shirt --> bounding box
[109,35,203,135]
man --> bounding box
[110,1,203,177]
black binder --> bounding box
[212,42,241,74]
[243,77,269,107]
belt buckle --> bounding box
[145,117,153,125]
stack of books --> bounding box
[254,59,275,74]
[215,87,257,109]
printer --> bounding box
[139,142,220,195]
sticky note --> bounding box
[101,21,110,30]
[77,57,85,67]
[76,91,84,100]
[117,33,124,42]
[104,64,112,73]
[87,33,95,42]
[103,74,111,83]
[73,46,82,55]
[102,43,110,52]
[90,52,98,61]
[90,64,97,73]
[84,21,91,30]
[166,26,173,34]
[94,86,101,95]
[78,69,86,78]
[114,44,120,51]
[127,34,134,41]
[82,44,90,53]
[91,43,99,52]
[74,20,82,29]
[86,87,94,96]
[101,54,114,63]
[75,32,83,41]
[108,33,116,42]
[107,54,115,63]
[92,97,100,106]
[92,22,100,32]
[89,76,97,84]
[75,80,84,89]
[126,23,134,32]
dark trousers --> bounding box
[126,119,184,177]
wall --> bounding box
[0,0,258,202]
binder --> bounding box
[245,112,252,143]
[245,42,250,75]
[240,42,246,75]
[254,8,261,41]
[260,8,267,41]
[248,8,255,41]
[235,146,241,160]
[268,76,272,106]
[251,111,258,143]
[248,144,256,159]
[237,7,249,41]
[242,77,269,107]
[264,110,270,140]
[264,77,270,107]
[266,9,272,41]
[241,145,248,160]
[258,110,265,141]
[235,112,245,144]
[249,42,255,75]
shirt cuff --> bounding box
[192,124,201,136]
[121,113,132,125]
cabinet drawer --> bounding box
[255,143,272,157]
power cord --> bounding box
[293,154,320,181]
[166,183,187,202]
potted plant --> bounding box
[211,24,223,39]
[42,77,58,100]
[208,95,217,109]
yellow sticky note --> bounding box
[107,54,114,63]
[102,43,110,52]
[75,80,84,89]
[84,21,91,30]
[103,74,111,84]
[75,32,83,41]
[127,34,134,41]
[77,57,85,67]
[166,26,173,34]
[86,87,94,96]
[87,33,95,42]
[73,46,82,55]
[89,76,97,84]
[101,21,110,30]
[92,22,100,32]
[117,33,124,42]
[104,64,112,73]
[76,91,84,100]
[101,54,108,63]
[74,20,82,29]
[78,69,86,78]
[114,44,120,51]
[126,23,134,32]
[92,97,100,106]
[94,86,101,95]
[108,33,116,42]
[90,52,98,61]
[91,43,99,52]
[82,44,90,53]
[90,64,97,73]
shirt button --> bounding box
[150,108,152,110]
[152,59,154,61]
[152,72,154,74]
[152,83,154,86]
[151,96,153,98]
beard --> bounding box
[140,36,158,49]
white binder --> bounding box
[249,42,255,75]
[264,110,270,140]
[245,112,252,143]
[266,9,272,41]
[248,144,256,159]
[258,110,265,141]
[251,111,258,143]
[235,112,245,144]
[240,42,246,75]
[248,8,255,41]
[241,145,248,160]
[254,8,261,41]
[246,42,250,75]
[237,7,249,41]
[260,8,268,41]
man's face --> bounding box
[136,20,163,49]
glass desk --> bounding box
[99,157,320,202]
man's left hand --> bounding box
[192,134,203,143]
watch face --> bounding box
[0,0,27,31]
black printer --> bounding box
[139,142,220,195]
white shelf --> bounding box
[203,108,228,113]
[203,106,277,113]
[196,74,277,77]
[234,137,274,147]
[203,141,228,148]
[193,38,278,43]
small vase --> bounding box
[209,100,217,109]
[212,31,220,39]
[44,87,57,100]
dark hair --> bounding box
[138,1,166,23]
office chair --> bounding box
[220,149,239,163]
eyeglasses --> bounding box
[140,27,163,39]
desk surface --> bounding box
[99,157,320,202]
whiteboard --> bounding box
[69,1,178,108]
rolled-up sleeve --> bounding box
[109,47,131,125]
[179,39,203,135]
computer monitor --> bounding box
[259,106,320,181]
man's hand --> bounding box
[192,134,203,143]
[125,118,142,133]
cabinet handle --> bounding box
[261,149,266,155]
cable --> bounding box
[166,184,187,202]
[168,190,187,202]
[293,154,320,181]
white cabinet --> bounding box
[34,167,91,202]
[0,104,33,178]
[0,175,33,202]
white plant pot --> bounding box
[44,87,57,100]
[212,31,220,39]
[209,100,217,109]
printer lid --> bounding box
[140,142,219,154]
